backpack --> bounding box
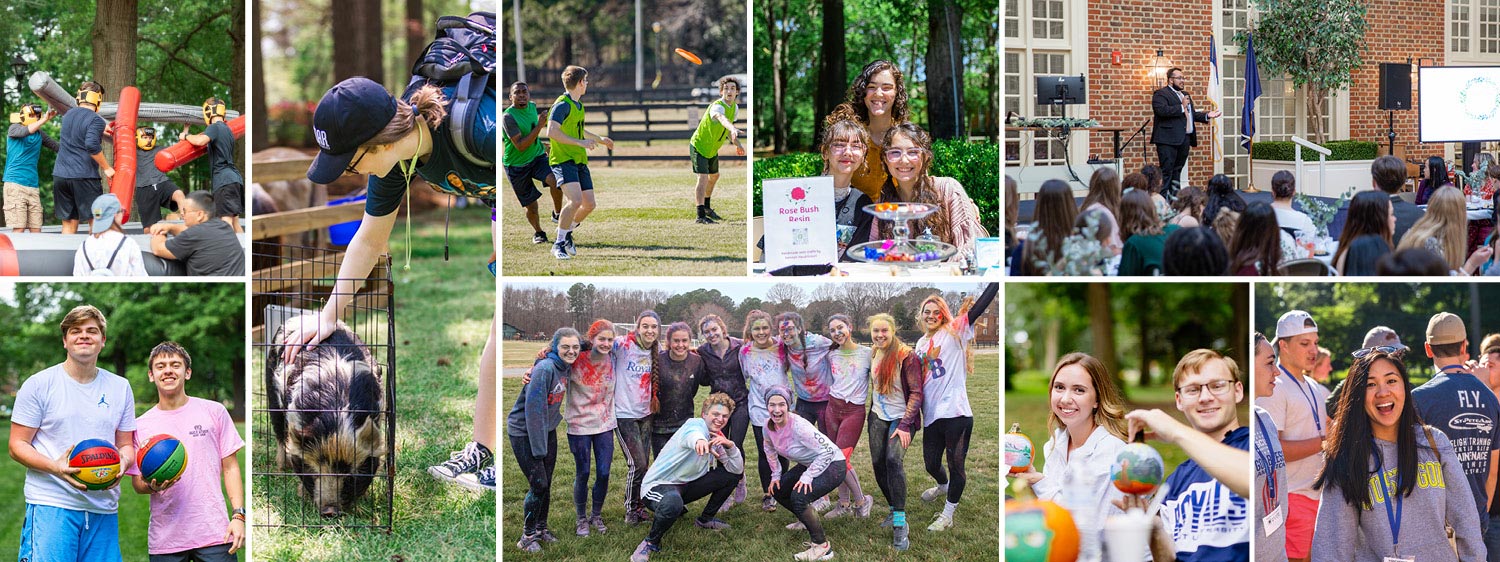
[83,235,129,276]
[406,11,495,168]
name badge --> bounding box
[1262,506,1283,536]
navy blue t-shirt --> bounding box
[1411,370,1500,531]
[1161,426,1251,562]
[366,85,497,217]
[53,107,106,180]
[205,120,243,188]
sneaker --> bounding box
[694,517,731,530]
[811,497,831,513]
[575,517,590,537]
[920,485,948,503]
[626,506,651,525]
[893,525,910,551]
[854,495,873,518]
[879,513,894,529]
[696,215,717,224]
[786,520,806,531]
[427,442,492,481]
[590,514,608,533]
[927,512,954,532]
[793,541,834,561]
[717,495,738,514]
[563,234,577,256]
[732,479,747,505]
[551,211,559,223]
[630,540,659,562]
[706,206,724,221]
[516,532,542,552]
[823,503,854,519]
[762,495,778,512]
[552,241,570,260]
[532,231,548,244]
[538,528,559,542]
[453,466,495,491]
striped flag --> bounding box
[1241,34,1263,151]
[1208,34,1224,167]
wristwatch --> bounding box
[232,508,246,517]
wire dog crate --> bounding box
[251,241,397,533]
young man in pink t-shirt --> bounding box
[125,342,246,561]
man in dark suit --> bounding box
[1370,155,1422,245]
[1152,68,1222,198]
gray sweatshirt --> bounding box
[505,354,568,458]
[1312,426,1484,562]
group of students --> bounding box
[1010,348,1253,561]
[1254,309,1500,561]
[506,283,996,560]
[1008,152,1500,277]
[8,305,246,561]
[501,66,745,259]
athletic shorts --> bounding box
[551,161,594,192]
[20,503,121,562]
[213,182,244,218]
[53,177,104,222]
[134,179,183,228]
[506,154,553,207]
[691,149,719,174]
[1285,492,1319,558]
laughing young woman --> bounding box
[914,283,997,531]
[865,312,925,551]
[820,118,877,260]
[866,123,986,259]
[830,60,911,200]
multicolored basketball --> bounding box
[68,438,121,490]
[1004,430,1035,474]
[1111,442,1166,495]
[137,435,188,483]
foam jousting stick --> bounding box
[101,103,242,124]
[154,115,245,173]
[110,87,140,222]
[0,234,19,276]
[28,72,76,114]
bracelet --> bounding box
[231,513,246,522]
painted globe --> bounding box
[1111,442,1165,495]
[1004,432,1035,474]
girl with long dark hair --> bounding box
[1417,155,1452,205]
[831,60,911,199]
[508,328,579,552]
[1203,174,1246,228]
[868,123,985,258]
[1225,202,1284,276]
[1012,179,1078,276]
[1334,190,1395,275]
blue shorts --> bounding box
[19,503,121,562]
[505,153,553,207]
[551,161,594,192]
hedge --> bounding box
[752,139,1000,230]
[1251,140,1379,162]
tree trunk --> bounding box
[1137,307,1151,387]
[92,0,139,101]
[331,0,385,83]
[1307,85,1325,144]
[814,0,846,145]
[1086,283,1120,392]
[251,0,267,150]
[768,0,788,154]
[924,0,965,139]
[231,0,246,171]
[407,0,425,78]
[1233,284,1250,370]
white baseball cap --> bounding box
[1275,310,1318,341]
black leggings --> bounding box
[725,404,750,488]
[643,465,740,546]
[615,417,652,512]
[795,399,827,433]
[922,416,972,504]
[867,411,908,511]
[773,463,845,544]
[752,425,789,494]
[509,431,558,534]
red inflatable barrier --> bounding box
[110,87,140,223]
[0,234,18,276]
[154,115,245,173]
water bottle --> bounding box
[1062,463,1104,562]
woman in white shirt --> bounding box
[73,194,147,277]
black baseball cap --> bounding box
[307,77,398,184]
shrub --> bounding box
[1251,140,1378,162]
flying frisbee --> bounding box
[675,48,703,65]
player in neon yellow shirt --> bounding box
[547,65,613,260]
[687,77,745,224]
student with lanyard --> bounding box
[1411,312,1500,541]
[287,76,499,491]
[1253,333,1290,562]
[1256,310,1330,562]
[914,283,997,532]
[693,314,750,512]
[1312,346,1483,562]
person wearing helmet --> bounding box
[181,97,243,233]
[4,103,59,232]
[131,126,186,229]
[52,81,114,234]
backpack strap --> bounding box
[83,238,96,271]
[447,73,491,168]
[105,234,128,269]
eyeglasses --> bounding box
[344,148,368,175]
[1352,345,1404,359]
[1176,379,1236,398]
[557,344,582,352]
[830,141,865,153]
[884,148,926,161]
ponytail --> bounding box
[364,84,449,148]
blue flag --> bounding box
[1241,35,1262,151]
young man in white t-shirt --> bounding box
[125,341,246,561]
[8,305,137,562]
[1254,310,1328,562]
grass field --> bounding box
[1003,368,1253,487]
[501,342,1000,561]
[250,208,495,562]
[500,166,747,276]
[0,423,247,562]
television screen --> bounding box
[1419,66,1500,143]
[1035,75,1086,105]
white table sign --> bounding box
[762,176,836,270]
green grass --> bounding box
[501,342,1000,561]
[501,166,747,276]
[0,423,247,562]
[251,208,495,562]
[1003,369,1252,483]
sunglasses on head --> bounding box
[1352,345,1404,359]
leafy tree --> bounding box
[1239,0,1368,143]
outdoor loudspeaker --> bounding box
[1379,63,1411,110]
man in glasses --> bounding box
[1150,67,1222,197]
[1112,349,1250,562]
[1257,310,1328,562]
[148,190,244,276]
[1411,312,1500,542]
